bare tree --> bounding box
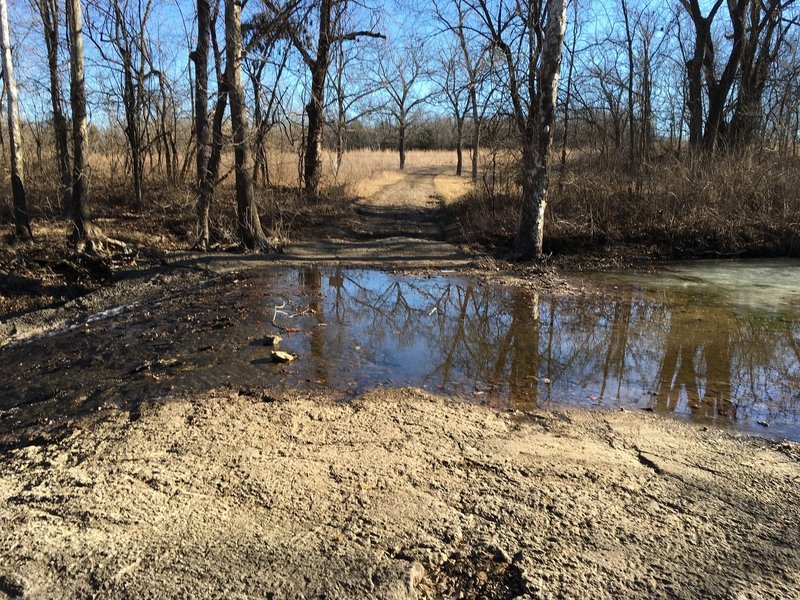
[558,0,579,191]
[619,2,662,171]
[475,0,568,258]
[242,26,291,187]
[32,0,72,213]
[257,0,382,195]
[0,0,33,240]
[730,0,795,145]
[433,44,470,176]
[621,0,636,167]
[328,18,381,179]
[66,0,107,250]
[682,0,749,150]
[301,0,335,194]
[86,0,159,210]
[432,0,493,181]
[376,38,431,170]
[192,0,213,248]
[225,0,268,249]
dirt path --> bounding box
[351,165,468,239]
[1,389,797,599]
[285,165,473,265]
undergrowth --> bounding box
[450,150,800,258]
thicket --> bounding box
[452,145,800,258]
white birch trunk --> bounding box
[514,0,568,258]
[0,0,32,239]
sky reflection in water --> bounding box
[2,262,798,440]
[274,266,799,439]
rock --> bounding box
[0,573,28,598]
[271,350,296,363]
[264,334,283,346]
[371,560,425,600]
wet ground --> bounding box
[2,260,798,441]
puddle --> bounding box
[596,259,800,315]
[1,262,799,440]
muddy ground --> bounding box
[1,388,798,599]
[2,168,799,598]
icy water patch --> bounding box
[1,262,799,440]
[596,259,800,315]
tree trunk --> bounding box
[252,120,270,187]
[37,0,71,214]
[559,3,578,193]
[514,0,567,259]
[121,49,144,210]
[515,146,548,259]
[454,10,480,183]
[730,0,781,147]
[640,31,653,162]
[192,0,211,248]
[621,0,636,168]
[398,120,406,170]
[225,0,267,250]
[198,89,227,249]
[249,65,265,187]
[730,89,763,147]
[66,0,104,250]
[702,0,747,150]
[0,0,32,240]
[304,85,325,193]
[335,100,345,179]
[686,23,708,147]
[304,0,332,195]
[469,89,480,181]
[455,118,463,177]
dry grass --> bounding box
[450,148,800,257]
[330,149,458,195]
[432,173,472,203]
[207,148,459,198]
[7,144,796,260]
[348,170,406,198]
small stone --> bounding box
[264,334,282,346]
[270,350,296,363]
[0,573,27,597]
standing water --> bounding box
[1,261,798,440]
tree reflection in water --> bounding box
[299,269,799,436]
[0,267,796,440]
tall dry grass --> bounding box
[451,148,800,257]
[10,141,795,258]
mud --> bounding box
[0,388,798,599]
